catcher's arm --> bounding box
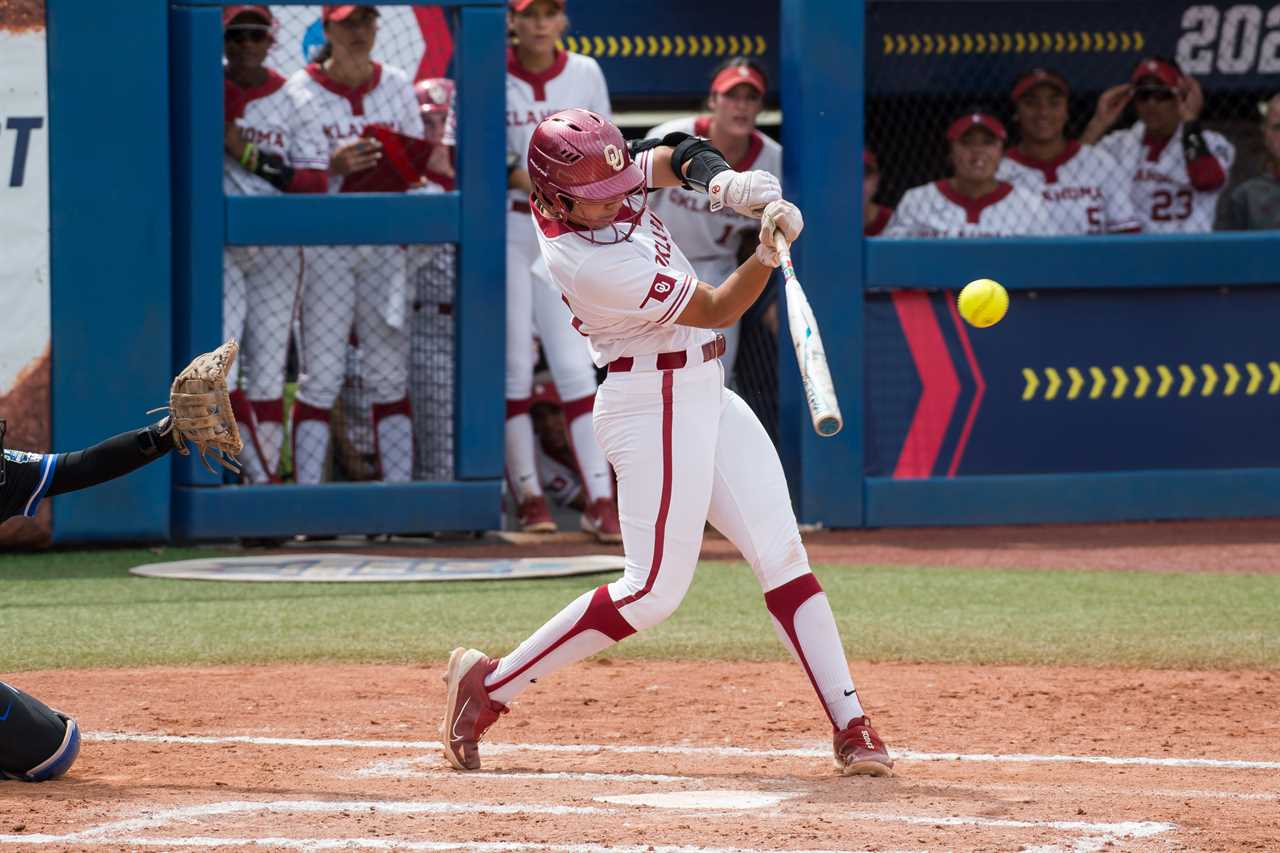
[153,339,244,474]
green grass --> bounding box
[2,548,1277,671]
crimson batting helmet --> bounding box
[527,108,646,243]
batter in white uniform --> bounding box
[500,0,620,541]
[286,4,421,484]
[647,58,782,381]
[442,109,895,779]
[1082,57,1233,234]
[221,5,312,484]
[887,111,1052,238]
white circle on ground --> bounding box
[128,553,625,583]
[595,790,799,810]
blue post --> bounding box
[779,0,864,527]
[46,0,173,541]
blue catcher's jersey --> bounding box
[1,449,57,522]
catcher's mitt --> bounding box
[157,339,244,473]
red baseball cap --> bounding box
[1131,57,1182,89]
[222,5,272,27]
[510,0,565,11]
[710,63,766,96]
[946,112,1007,142]
[322,5,377,23]
[1012,68,1069,101]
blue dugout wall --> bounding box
[44,0,1280,540]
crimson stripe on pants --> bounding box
[614,369,675,608]
[487,584,635,691]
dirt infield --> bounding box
[4,661,1278,851]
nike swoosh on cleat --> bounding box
[450,696,470,742]
[843,689,856,697]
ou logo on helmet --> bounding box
[603,144,625,172]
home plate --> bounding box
[595,790,799,810]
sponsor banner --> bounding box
[129,552,625,582]
[866,286,1280,477]
[0,1,51,546]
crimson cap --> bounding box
[946,112,1008,142]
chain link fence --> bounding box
[866,4,1279,238]
[223,4,457,486]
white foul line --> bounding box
[0,798,1171,849]
[89,730,1280,771]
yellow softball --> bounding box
[957,278,1009,328]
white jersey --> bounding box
[505,48,611,208]
[533,150,714,366]
[286,62,422,194]
[224,70,294,196]
[996,141,1141,234]
[1094,121,1234,234]
[885,180,1053,238]
[645,116,782,266]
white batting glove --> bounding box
[754,200,804,266]
[708,169,781,217]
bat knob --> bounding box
[817,417,842,437]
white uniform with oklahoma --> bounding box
[1094,121,1234,234]
[286,57,422,484]
[503,40,619,538]
[997,141,1141,234]
[886,180,1053,237]
[223,68,302,484]
[647,114,781,377]
[441,108,895,779]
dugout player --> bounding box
[442,109,894,778]
[1081,57,1234,234]
[647,57,782,382]
[886,109,1052,237]
[863,150,892,236]
[287,5,423,484]
[1220,93,1280,231]
[996,67,1141,234]
[1,415,179,780]
[499,0,621,541]
[222,5,317,484]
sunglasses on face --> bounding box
[225,28,270,44]
[1134,87,1176,103]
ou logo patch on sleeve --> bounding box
[640,272,680,308]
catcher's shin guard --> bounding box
[0,681,81,782]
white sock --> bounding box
[294,420,330,485]
[256,421,283,478]
[376,414,413,482]
[770,594,866,728]
[505,413,542,499]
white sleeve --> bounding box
[882,189,920,237]
[287,90,330,171]
[1097,152,1141,232]
[399,74,424,139]
[575,251,698,326]
[442,86,458,147]
[1093,130,1126,164]
[588,59,612,121]
[1022,192,1055,236]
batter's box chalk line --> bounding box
[90,730,1280,770]
[0,798,1173,852]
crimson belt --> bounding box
[607,333,726,374]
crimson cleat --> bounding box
[580,497,622,544]
[833,716,894,777]
[440,647,508,771]
[516,495,557,533]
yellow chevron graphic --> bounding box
[1001,32,1012,51]
[1134,31,1145,50]
[1095,30,1105,50]
[1201,363,1218,396]
[962,33,973,53]
[910,33,920,54]
[593,35,605,55]
[619,35,632,57]
[1120,32,1131,50]
[1108,31,1119,50]
[1111,366,1128,398]
[561,35,575,53]
[647,35,658,55]
[1079,32,1090,51]
[1134,365,1151,398]
[715,34,726,55]
[1045,367,1062,401]
[700,35,713,55]
[879,30,1145,57]
[674,35,686,56]
[1223,363,1240,396]
[1156,365,1174,397]
[1066,32,1077,51]
[949,33,960,53]
[1054,32,1065,51]
[1270,361,1280,394]
[1178,364,1196,397]
[606,35,618,57]
[687,34,699,56]
[975,32,986,52]
[1089,366,1106,399]
[922,33,934,54]
[1022,368,1040,401]
[727,34,738,54]
[1246,362,1262,395]
[662,35,673,56]
[1066,367,1084,400]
